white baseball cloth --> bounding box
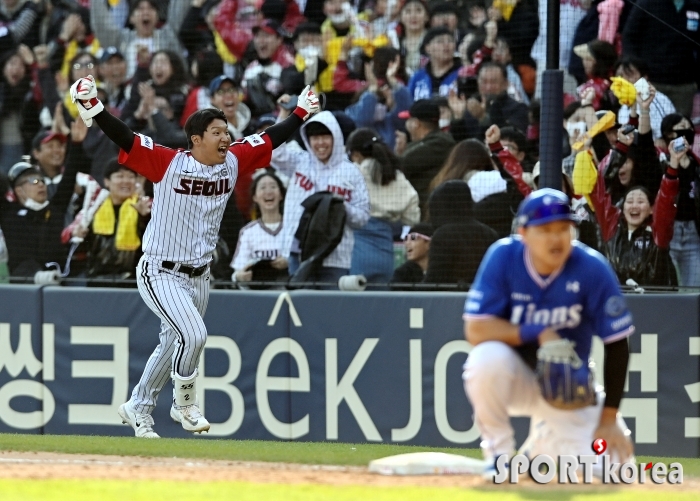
[231,219,284,271]
[617,89,676,140]
[118,130,273,414]
[119,132,273,267]
[270,111,370,269]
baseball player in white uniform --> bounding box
[69,75,320,437]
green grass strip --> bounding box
[1,433,699,477]
[0,433,482,465]
[0,479,698,501]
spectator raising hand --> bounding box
[70,113,89,143]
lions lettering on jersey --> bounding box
[509,303,582,330]
[464,237,635,362]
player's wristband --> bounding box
[520,324,545,344]
[293,107,308,120]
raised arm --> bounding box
[652,167,680,249]
[166,0,191,35]
[91,0,122,49]
[71,75,175,183]
[485,125,532,197]
[52,120,91,214]
[269,89,322,175]
[588,155,621,242]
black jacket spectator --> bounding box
[495,0,538,68]
[462,90,529,136]
[390,261,425,288]
[402,128,456,211]
[1,138,88,278]
[424,180,499,289]
[178,2,217,65]
[623,0,700,87]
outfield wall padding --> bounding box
[0,286,698,457]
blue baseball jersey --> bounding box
[464,237,634,367]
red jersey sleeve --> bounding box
[118,133,178,183]
[229,132,273,178]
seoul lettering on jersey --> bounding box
[173,178,233,196]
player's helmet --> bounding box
[517,188,574,227]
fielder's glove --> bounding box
[294,85,320,121]
[69,75,104,127]
[536,338,596,410]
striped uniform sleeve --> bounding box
[118,133,178,183]
[230,133,274,178]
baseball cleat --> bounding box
[118,402,160,438]
[170,403,210,433]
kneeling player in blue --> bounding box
[463,188,635,477]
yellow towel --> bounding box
[93,195,141,251]
[352,34,389,58]
[610,76,636,107]
[492,0,518,22]
[572,110,616,151]
[572,151,598,209]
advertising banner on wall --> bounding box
[0,286,44,434]
[40,287,290,439]
[0,286,697,457]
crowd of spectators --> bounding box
[0,0,700,291]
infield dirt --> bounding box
[0,451,698,492]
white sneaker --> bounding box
[170,403,210,433]
[118,402,159,438]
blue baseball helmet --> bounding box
[516,188,574,227]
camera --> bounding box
[672,136,687,153]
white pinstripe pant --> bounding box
[131,256,210,414]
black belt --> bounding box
[162,261,208,277]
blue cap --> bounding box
[209,75,238,95]
[516,188,574,227]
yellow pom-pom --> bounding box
[610,76,637,107]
